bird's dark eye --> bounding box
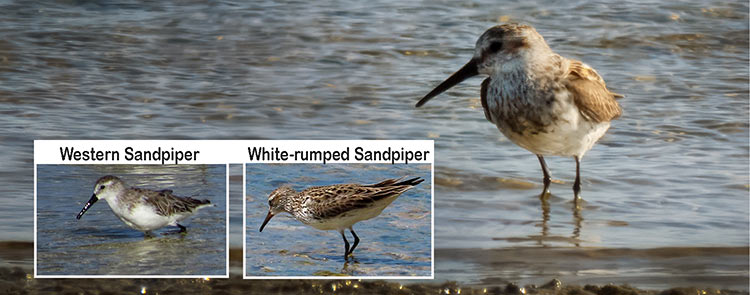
[489,41,503,53]
[99,185,105,190]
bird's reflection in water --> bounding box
[536,189,584,247]
[106,235,187,274]
[572,201,583,247]
[537,191,551,247]
[341,260,356,274]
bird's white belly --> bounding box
[488,90,610,158]
[303,203,391,231]
[109,202,171,232]
[499,110,610,157]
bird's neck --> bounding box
[500,49,557,71]
[494,52,562,85]
[101,191,126,213]
[281,195,299,213]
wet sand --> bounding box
[3,242,747,294]
[2,272,747,295]
[436,247,749,290]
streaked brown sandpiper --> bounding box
[259,177,424,260]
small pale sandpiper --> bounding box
[259,176,424,260]
[76,175,212,236]
[417,24,622,199]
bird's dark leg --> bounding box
[537,155,551,195]
[177,223,187,234]
[340,230,350,261]
[348,227,360,257]
[573,156,582,201]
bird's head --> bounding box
[76,175,124,220]
[416,24,548,107]
[259,186,296,232]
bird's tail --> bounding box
[185,197,213,209]
[394,177,424,187]
[369,176,424,187]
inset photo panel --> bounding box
[35,164,229,278]
[244,163,433,279]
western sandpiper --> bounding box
[417,24,622,199]
[76,175,212,236]
[259,176,424,260]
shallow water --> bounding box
[36,165,227,275]
[245,163,431,277]
[0,0,747,287]
[437,246,749,290]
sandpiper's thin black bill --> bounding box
[76,194,98,220]
[259,211,274,232]
[415,59,479,107]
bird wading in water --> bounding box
[416,24,622,200]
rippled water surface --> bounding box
[36,165,227,275]
[245,163,432,277]
[1,0,747,288]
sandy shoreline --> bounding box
[2,242,748,294]
[1,267,747,295]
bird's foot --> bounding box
[573,194,583,207]
[540,180,551,199]
[344,253,359,264]
[539,189,551,200]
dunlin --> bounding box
[76,175,212,236]
[259,177,424,260]
[417,24,622,199]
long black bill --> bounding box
[259,211,274,232]
[76,194,98,220]
[415,59,479,107]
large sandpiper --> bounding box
[416,24,622,199]
[76,175,212,236]
[259,176,424,260]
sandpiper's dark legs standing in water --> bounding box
[537,155,552,195]
[340,231,350,260]
[348,228,360,258]
[339,228,361,260]
[573,156,582,200]
[416,24,622,199]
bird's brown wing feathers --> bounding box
[565,60,622,123]
[310,184,414,219]
[310,187,376,219]
[143,189,209,216]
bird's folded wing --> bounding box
[565,60,623,122]
[145,191,208,216]
[314,186,405,219]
